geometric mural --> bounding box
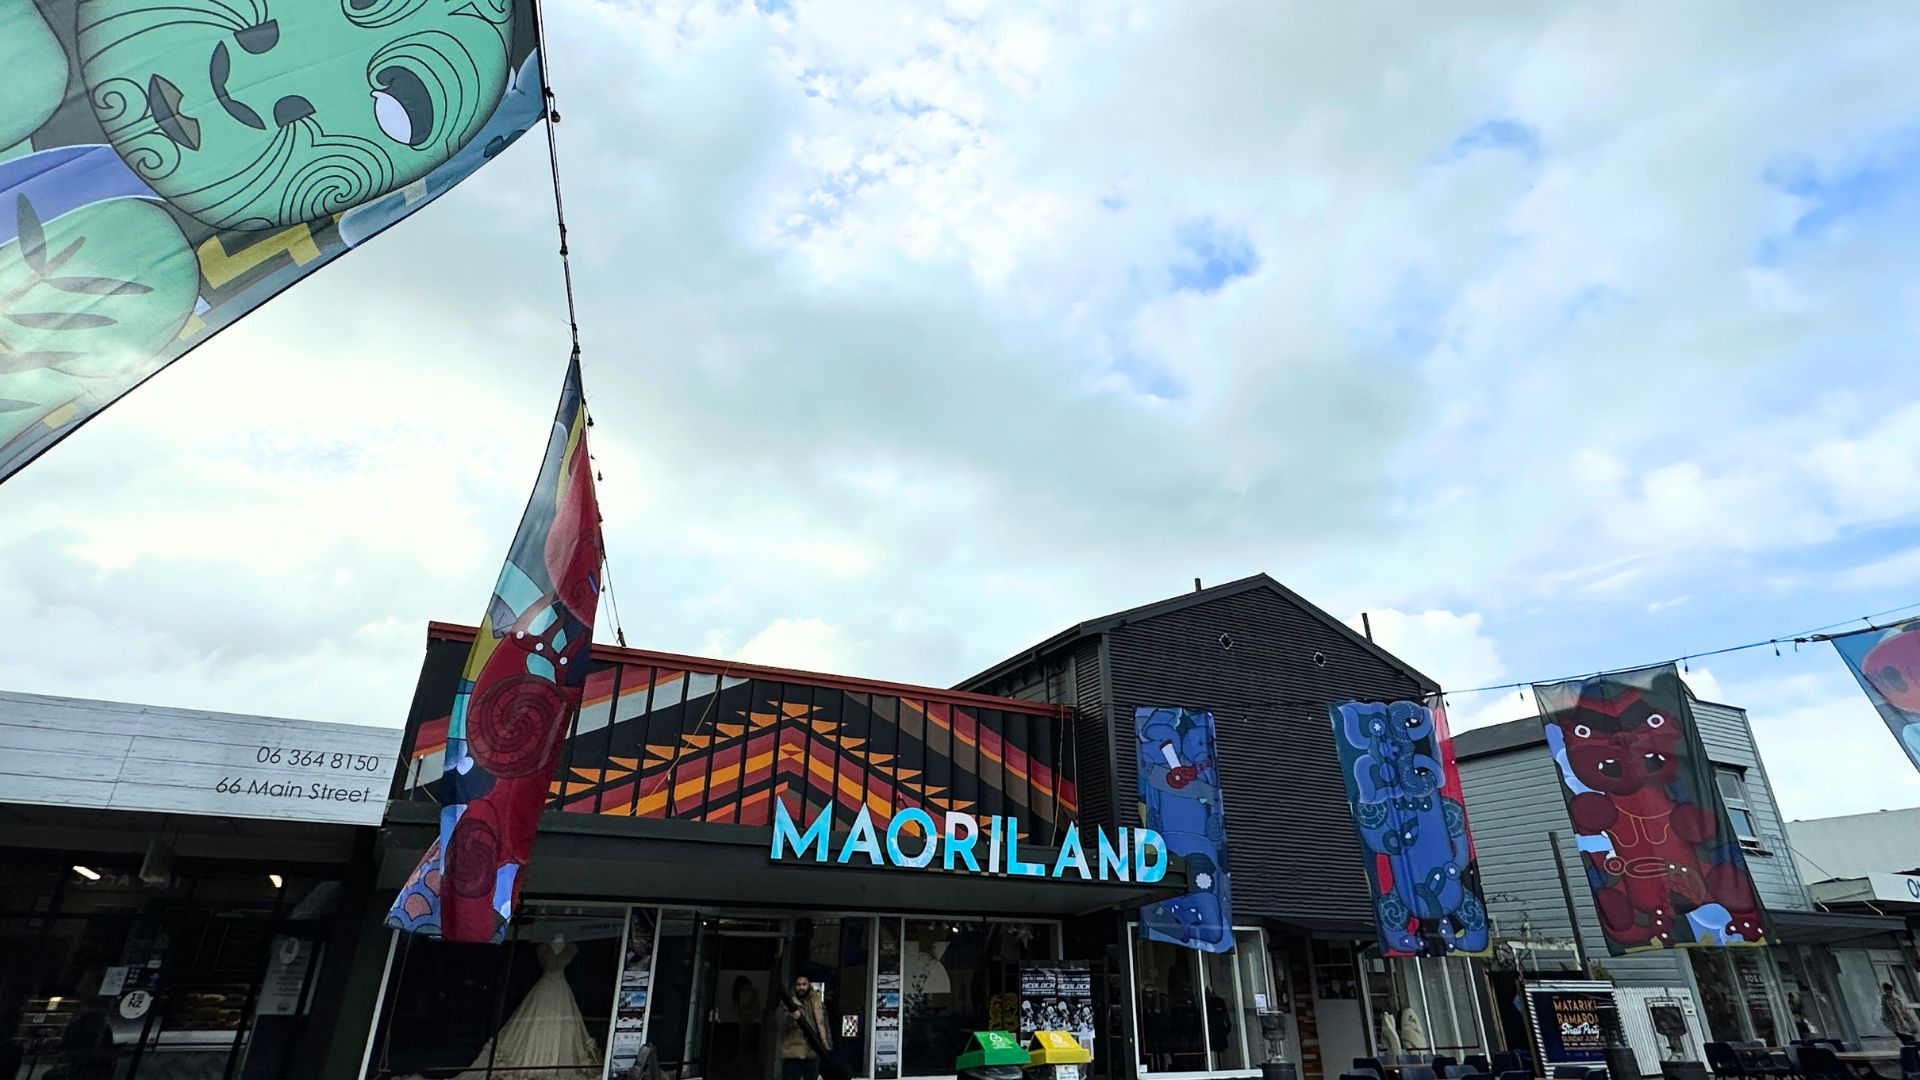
[400,629,1080,840]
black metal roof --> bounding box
[1451,714,1547,760]
[956,572,1439,693]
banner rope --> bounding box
[530,0,628,648]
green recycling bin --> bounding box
[1025,1031,1093,1080]
[957,1031,1030,1080]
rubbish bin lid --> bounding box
[1028,1032,1092,1065]
[957,1031,1032,1069]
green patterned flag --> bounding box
[1,0,544,481]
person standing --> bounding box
[1882,982,1919,1039]
[778,974,833,1080]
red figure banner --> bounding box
[1533,664,1768,956]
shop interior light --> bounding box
[47,997,62,1009]
[71,865,100,881]
[268,874,283,889]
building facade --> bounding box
[957,575,1489,1080]
[3,573,1495,1080]
[0,691,399,1080]
[1455,698,1911,1075]
[1785,807,1920,1040]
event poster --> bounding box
[1533,664,1768,956]
[1136,706,1234,952]
[1019,961,1096,1055]
[1329,698,1491,958]
[1527,985,1614,1065]
[606,908,658,1078]
[874,919,902,1080]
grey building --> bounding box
[1784,807,1920,1040]
[1455,696,1910,1073]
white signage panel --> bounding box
[1866,872,1920,905]
[0,691,400,826]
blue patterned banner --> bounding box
[1136,706,1233,953]
[1330,699,1490,957]
[1830,619,1920,774]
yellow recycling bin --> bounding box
[1026,1031,1092,1080]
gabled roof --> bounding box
[957,572,1439,692]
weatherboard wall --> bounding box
[1687,698,1812,911]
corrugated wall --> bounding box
[1456,742,1692,987]
[1102,587,1431,927]
[1072,638,1113,830]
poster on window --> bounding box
[606,908,656,1079]
[1019,961,1096,1056]
[1526,984,1615,1065]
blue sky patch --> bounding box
[1170,218,1258,293]
[1450,117,1541,161]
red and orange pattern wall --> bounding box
[399,625,1079,841]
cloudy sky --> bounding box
[4,0,1919,824]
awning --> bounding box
[379,801,1189,918]
[1769,907,1911,946]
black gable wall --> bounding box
[961,578,1438,931]
[1105,586,1432,929]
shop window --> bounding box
[1136,937,1208,1074]
[799,917,872,1079]
[1714,770,1761,847]
[1233,931,1287,1066]
[368,904,623,1079]
[1689,949,1783,1046]
[1134,927,1278,1075]
[1,865,335,1080]
[900,920,1056,1077]
[1361,950,1487,1059]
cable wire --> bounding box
[1193,598,1920,717]
[530,0,629,649]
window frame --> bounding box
[1714,768,1763,848]
[1125,923,1278,1079]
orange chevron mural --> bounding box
[398,627,1079,838]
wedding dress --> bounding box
[423,936,602,1080]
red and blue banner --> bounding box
[1829,619,1920,775]
[1331,698,1490,957]
[1136,706,1233,953]
[386,355,603,943]
[1534,664,1768,956]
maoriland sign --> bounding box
[771,801,1168,882]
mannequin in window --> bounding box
[1398,1006,1428,1056]
[429,931,601,1080]
[1378,1006,1404,1059]
[1205,985,1233,1055]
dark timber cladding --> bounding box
[958,574,1439,931]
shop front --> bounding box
[0,691,398,1080]
[356,626,1187,1080]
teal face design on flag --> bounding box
[1830,618,1920,774]
[0,0,543,483]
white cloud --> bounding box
[3,0,1920,836]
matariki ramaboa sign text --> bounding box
[771,801,1168,882]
